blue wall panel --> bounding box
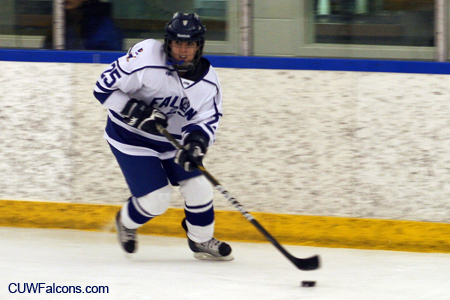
[1,49,450,74]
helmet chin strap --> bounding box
[167,57,194,71]
[167,57,184,65]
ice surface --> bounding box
[0,227,449,300]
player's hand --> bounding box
[137,107,168,135]
[175,131,207,172]
[121,99,168,134]
[121,99,147,126]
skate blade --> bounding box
[193,252,234,261]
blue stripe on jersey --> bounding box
[202,78,219,94]
[182,124,202,134]
[95,81,116,93]
[204,123,214,136]
[182,125,210,144]
[106,111,180,152]
[204,100,222,135]
[208,101,221,124]
[181,99,221,137]
[93,90,111,104]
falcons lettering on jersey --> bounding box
[149,96,197,120]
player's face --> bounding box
[170,41,199,63]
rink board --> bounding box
[1,52,450,254]
[1,199,449,254]
[2,60,450,222]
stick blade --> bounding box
[293,255,320,271]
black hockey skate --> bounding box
[181,218,233,261]
[115,211,137,253]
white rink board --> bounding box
[1,61,450,222]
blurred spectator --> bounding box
[44,0,123,51]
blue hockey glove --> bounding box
[175,131,208,172]
[121,99,168,135]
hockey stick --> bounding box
[156,124,320,271]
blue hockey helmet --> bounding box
[164,12,206,71]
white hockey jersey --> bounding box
[93,39,223,159]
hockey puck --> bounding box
[301,281,316,287]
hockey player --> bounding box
[93,12,233,261]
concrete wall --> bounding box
[1,61,450,223]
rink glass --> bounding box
[0,0,441,60]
